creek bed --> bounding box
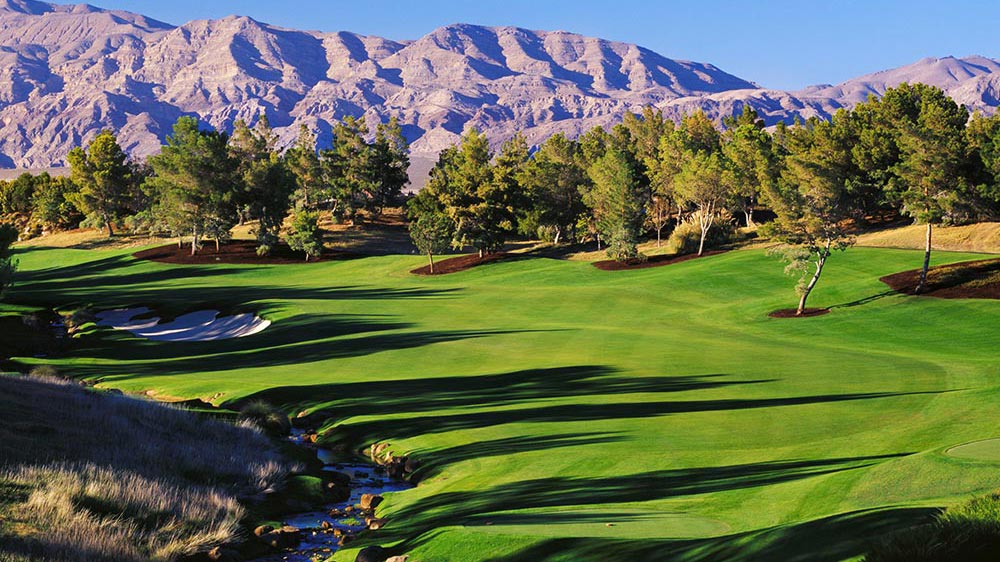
[249,431,413,562]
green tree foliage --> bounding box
[0,173,39,216]
[369,117,410,214]
[145,117,239,255]
[889,88,970,292]
[407,189,455,273]
[423,129,516,256]
[285,124,326,210]
[722,107,776,227]
[31,174,82,229]
[285,210,325,261]
[230,116,295,255]
[0,222,16,299]
[323,116,374,223]
[675,150,731,256]
[66,130,132,236]
[518,133,589,243]
[586,147,644,262]
[762,112,860,314]
[965,112,1000,220]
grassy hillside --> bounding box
[857,222,1000,254]
[0,374,290,562]
[5,243,999,561]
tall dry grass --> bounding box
[0,374,294,561]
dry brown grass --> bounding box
[857,222,1000,254]
[0,374,293,562]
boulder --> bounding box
[360,493,383,510]
[355,545,389,562]
[386,557,409,562]
[366,517,388,530]
[207,546,240,562]
[253,524,274,537]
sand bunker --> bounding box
[96,307,270,342]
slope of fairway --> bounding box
[6,245,1000,562]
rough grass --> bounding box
[0,375,293,562]
[857,222,1000,254]
[4,241,1000,562]
[865,492,1000,561]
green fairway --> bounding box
[6,244,1000,561]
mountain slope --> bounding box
[0,1,997,176]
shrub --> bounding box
[865,492,1000,562]
[238,400,292,436]
[667,215,739,255]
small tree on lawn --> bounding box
[286,211,324,261]
[762,113,860,315]
[408,189,454,274]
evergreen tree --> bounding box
[286,124,326,210]
[369,117,410,215]
[145,117,239,255]
[286,210,325,261]
[66,130,132,236]
[519,133,588,244]
[762,112,860,315]
[586,148,644,262]
[230,116,294,255]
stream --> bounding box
[250,431,413,562]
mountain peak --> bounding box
[0,0,52,15]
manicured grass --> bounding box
[5,243,1000,561]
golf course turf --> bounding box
[5,244,1000,561]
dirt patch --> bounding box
[880,258,1000,300]
[593,250,727,271]
[411,253,511,275]
[134,240,357,265]
[768,308,831,319]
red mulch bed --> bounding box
[768,308,831,319]
[133,240,356,265]
[411,253,511,275]
[592,250,728,271]
[880,258,1000,300]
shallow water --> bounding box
[249,432,412,562]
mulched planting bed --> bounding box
[593,250,727,271]
[134,240,357,265]
[411,252,511,275]
[880,258,1000,300]
[768,308,831,319]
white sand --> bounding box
[96,308,270,342]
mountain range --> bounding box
[1,0,1000,185]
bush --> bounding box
[865,492,1000,562]
[667,216,740,255]
[238,400,292,436]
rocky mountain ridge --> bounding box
[0,0,997,180]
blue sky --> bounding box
[50,0,1000,90]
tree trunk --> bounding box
[191,226,199,256]
[103,213,114,237]
[215,238,221,253]
[744,209,755,229]
[177,236,183,249]
[596,233,602,251]
[797,242,831,315]
[478,248,484,258]
[553,227,561,245]
[915,223,933,294]
[697,202,715,257]
[656,225,662,247]
[427,251,435,274]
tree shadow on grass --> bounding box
[333,389,945,444]
[372,454,917,559]
[476,506,938,562]
[244,368,771,424]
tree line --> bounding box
[408,83,1000,311]
[0,114,409,260]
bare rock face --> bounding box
[0,1,997,182]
